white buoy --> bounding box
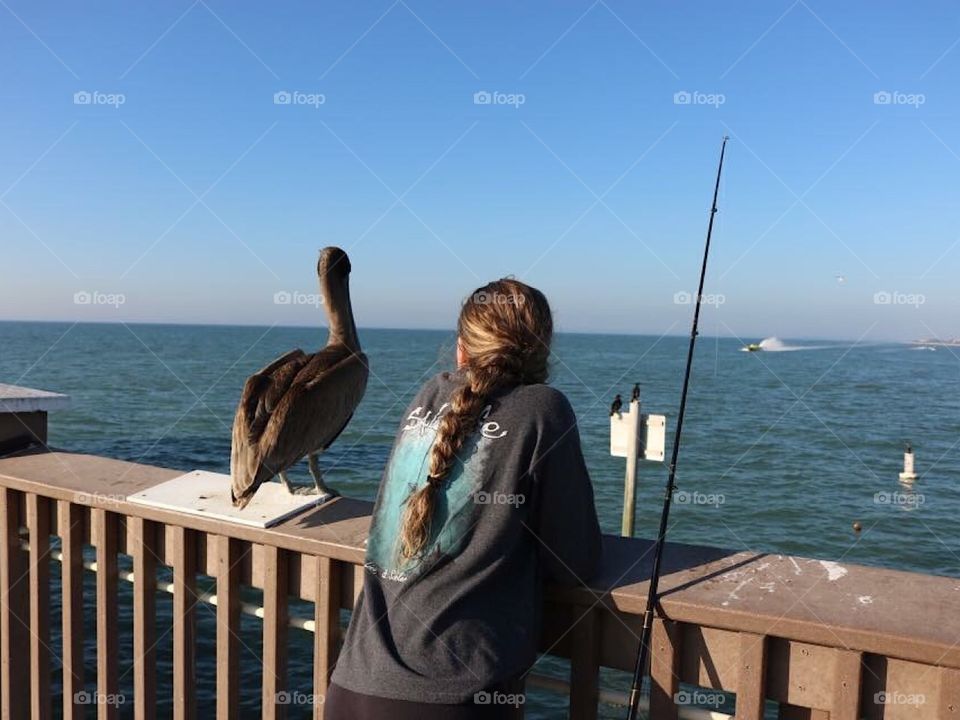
[899,442,918,482]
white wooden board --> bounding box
[126,470,326,529]
[610,408,666,462]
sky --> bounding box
[1,1,959,341]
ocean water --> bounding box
[2,321,958,718]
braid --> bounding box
[397,278,552,561]
[398,366,505,560]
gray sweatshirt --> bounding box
[331,371,602,704]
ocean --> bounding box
[2,321,958,718]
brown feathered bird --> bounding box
[230,247,368,508]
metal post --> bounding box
[621,399,640,537]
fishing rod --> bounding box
[625,136,729,720]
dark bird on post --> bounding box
[610,394,623,418]
[631,383,640,402]
[230,247,368,509]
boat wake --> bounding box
[741,336,831,352]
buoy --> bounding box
[852,521,862,533]
[899,442,918,482]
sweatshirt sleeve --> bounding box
[528,390,603,587]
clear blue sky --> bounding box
[1,1,958,341]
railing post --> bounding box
[131,517,158,720]
[736,632,768,720]
[58,501,84,720]
[568,606,600,720]
[649,618,680,720]
[27,494,51,720]
[831,649,862,720]
[93,507,120,720]
[216,535,242,720]
[172,526,197,720]
[314,556,342,718]
[262,545,288,719]
[0,488,28,720]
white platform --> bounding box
[0,383,71,413]
[126,470,327,529]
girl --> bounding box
[326,279,602,719]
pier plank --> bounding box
[649,618,680,720]
[0,488,28,720]
[27,494,51,720]
[262,544,289,720]
[131,517,158,720]
[93,508,119,720]
[736,632,767,720]
[58,501,84,720]
[569,606,600,720]
[314,555,341,718]
[172,526,197,720]
[216,535,241,720]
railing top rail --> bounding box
[2,449,959,670]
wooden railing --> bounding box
[1,448,959,719]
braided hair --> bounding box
[398,279,553,560]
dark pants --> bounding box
[324,681,525,720]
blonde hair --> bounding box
[398,279,553,559]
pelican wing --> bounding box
[232,345,369,505]
[231,349,308,503]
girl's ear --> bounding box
[456,338,467,368]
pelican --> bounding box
[230,247,368,509]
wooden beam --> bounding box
[216,535,241,720]
[569,606,600,720]
[93,508,119,720]
[831,649,862,720]
[131,517,157,720]
[27,494,51,720]
[736,632,767,720]
[262,545,289,719]
[172,526,197,720]
[314,556,341,719]
[649,618,680,720]
[0,488,28,719]
[58,501,84,720]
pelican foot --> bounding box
[287,485,339,506]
